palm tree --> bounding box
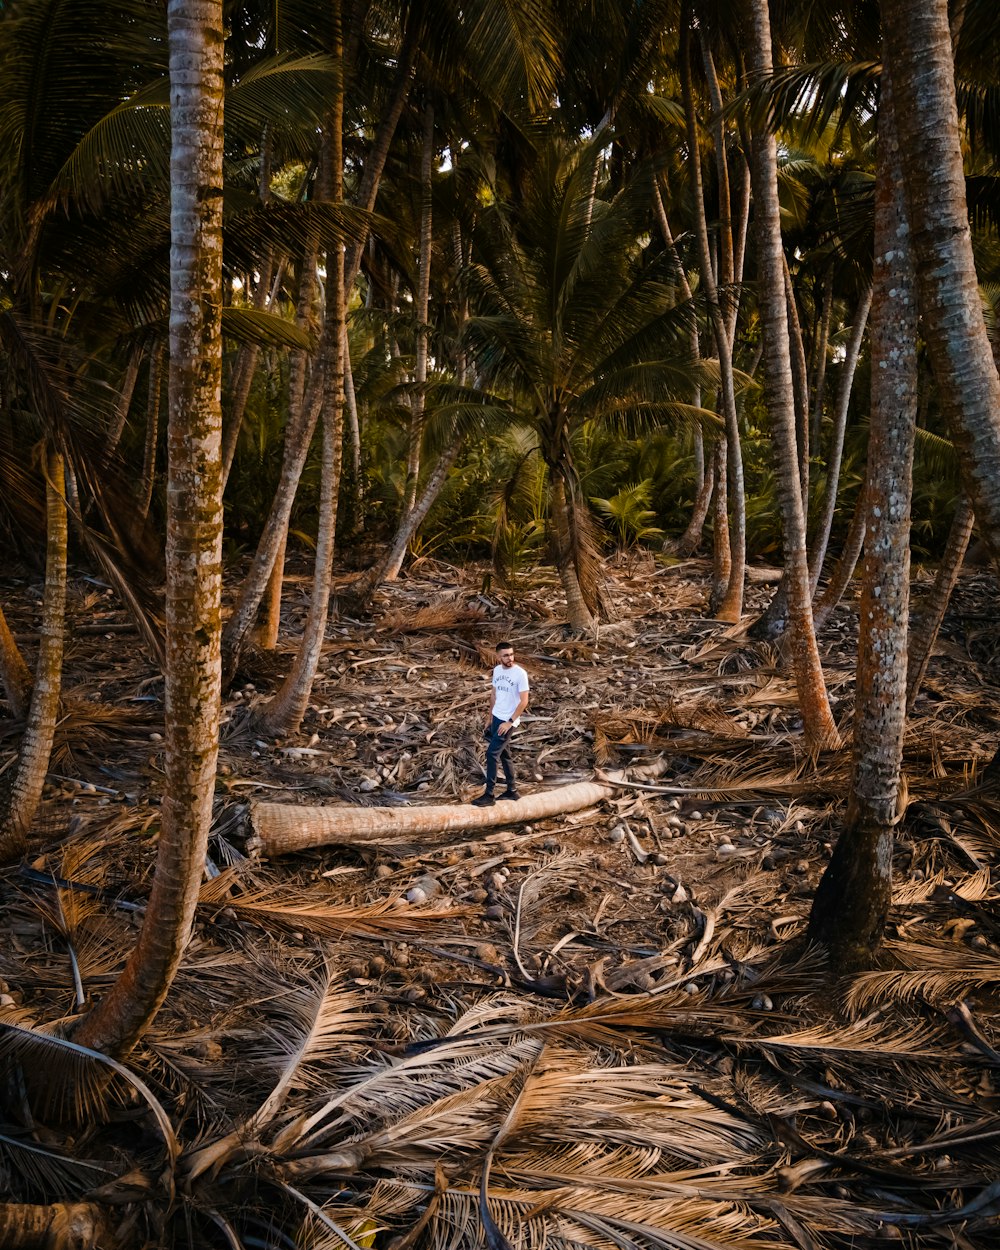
[74,0,226,1057]
[744,0,840,751]
[880,0,1000,568]
[808,67,916,967]
[462,140,710,633]
[0,448,67,861]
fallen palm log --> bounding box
[248,762,667,857]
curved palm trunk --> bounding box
[906,493,975,711]
[550,471,596,635]
[105,342,142,458]
[809,72,916,967]
[221,248,321,682]
[746,0,839,751]
[675,455,713,558]
[651,176,709,558]
[73,0,225,1057]
[0,600,32,718]
[395,100,435,543]
[812,485,866,631]
[681,12,745,621]
[353,429,462,610]
[0,448,67,862]
[138,340,164,520]
[342,327,364,538]
[808,284,872,591]
[258,14,345,739]
[881,0,1000,568]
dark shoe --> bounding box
[498,789,521,801]
[471,792,495,807]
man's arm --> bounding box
[499,688,529,735]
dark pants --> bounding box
[484,715,517,793]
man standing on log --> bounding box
[472,641,530,806]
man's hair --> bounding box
[495,640,513,652]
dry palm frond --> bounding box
[844,941,1000,1012]
[0,1010,178,1158]
[0,1128,117,1202]
[380,603,490,634]
[743,1014,951,1061]
[282,1033,546,1154]
[198,877,469,941]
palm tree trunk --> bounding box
[342,326,364,538]
[0,600,32,718]
[105,342,142,458]
[680,11,745,621]
[138,340,164,519]
[808,283,872,591]
[391,99,435,571]
[809,271,834,452]
[256,527,286,651]
[550,471,596,635]
[0,1202,109,1250]
[906,492,974,711]
[809,72,915,965]
[250,769,665,856]
[73,0,225,1057]
[811,485,866,631]
[0,448,67,862]
[651,175,708,557]
[708,439,731,611]
[881,0,1000,568]
[783,258,810,506]
[258,7,345,739]
[221,246,321,682]
[353,429,462,610]
[746,0,839,751]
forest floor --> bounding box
[1,554,1000,1249]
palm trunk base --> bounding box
[0,1202,110,1250]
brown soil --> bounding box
[1,555,999,1249]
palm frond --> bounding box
[0,1012,178,1157]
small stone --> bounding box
[668,799,681,810]
[682,982,698,995]
[410,874,441,899]
[465,887,488,903]
[671,884,689,903]
[971,934,989,949]
[375,864,394,879]
[794,820,805,834]
[149,732,162,742]
[542,836,559,852]
[751,994,773,1010]
[688,810,703,821]
[490,872,508,891]
[484,904,505,921]
[405,886,427,905]
[717,842,737,856]
[402,985,426,1002]
[608,826,626,844]
[650,852,669,866]
[346,959,367,978]
[368,955,387,976]
[793,860,809,875]
[393,946,411,968]
[876,1226,902,1240]
[816,1101,838,1120]
[534,772,544,782]
[0,993,15,1008]
[359,777,378,792]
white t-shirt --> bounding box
[492,663,529,724]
